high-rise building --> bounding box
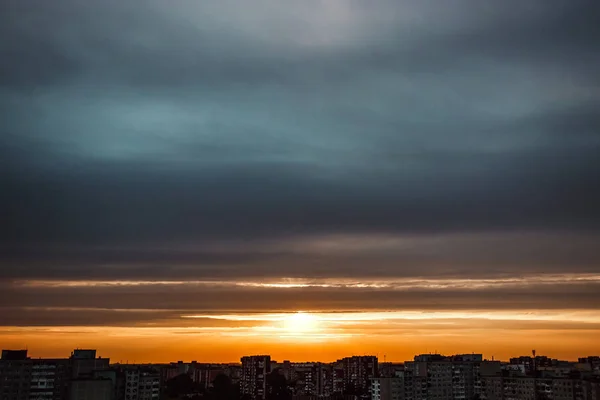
[450,354,484,400]
[123,366,160,400]
[338,356,378,398]
[1,349,111,400]
[92,369,121,400]
[480,358,597,400]
[0,349,71,400]
[1,350,28,360]
[192,364,227,390]
[405,354,497,400]
[332,360,345,395]
[371,376,405,400]
[69,378,113,400]
[29,358,71,400]
[379,363,405,379]
[578,356,600,373]
[241,355,271,400]
[284,362,332,397]
[70,349,110,378]
[0,350,30,400]
[495,375,597,400]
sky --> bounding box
[1,0,599,363]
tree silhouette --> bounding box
[267,369,291,400]
[211,373,236,400]
[164,373,202,399]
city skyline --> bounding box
[2,1,600,363]
[2,347,599,400]
[3,347,598,365]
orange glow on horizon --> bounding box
[2,309,599,363]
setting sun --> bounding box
[282,312,321,335]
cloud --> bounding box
[2,232,600,281]
[2,276,599,316]
[1,1,599,296]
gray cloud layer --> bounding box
[2,280,600,318]
[1,0,600,292]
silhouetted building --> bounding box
[579,357,600,372]
[379,363,404,379]
[284,362,331,397]
[481,375,587,400]
[29,357,71,400]
[407,357,453,400]
[123,366,160,400]
[0,349,94,400]
[405,354,497,400]
[0,350,31,400]
[509,354,558,374]
[1,348,598,400]
[339,356,378,398]
[193,364,227,389]
[70,378,113,400]
[91,368,124,400]
[1,350,28,361]
[371,376,405,400]
[70,349,110,378]
[332,360,345,395]
[241,355,271,400]
[480,359,600,400]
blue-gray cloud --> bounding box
[1,0,599,285]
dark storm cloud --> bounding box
[1,0,600,284]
